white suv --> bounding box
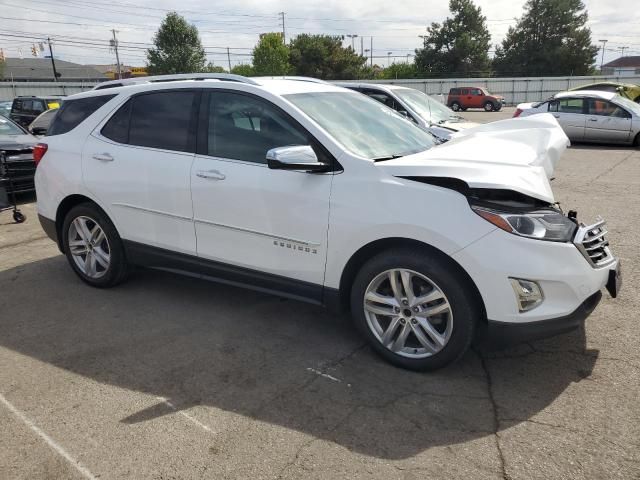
[34,74,621,371]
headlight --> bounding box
[472,206,576,242]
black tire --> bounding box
[61,203,129,288]
[350,248,481,371]
[484,101,494,112]
[450,101,461,112]
[634,132,640,148]
[633,96,640,104]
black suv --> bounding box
[10,96,62,128]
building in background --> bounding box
[0,58,107,82]
[89,64,148,80]
[602,56,640,77]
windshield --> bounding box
[285,91,435,160]
[615,95,640,116]
[394,88,464,124]
[0,116,24,135]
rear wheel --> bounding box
[450,101,461,112]
[350,248,479,371]
[62,203,129,288]
[484,101,494,112]
[634,132,640,148]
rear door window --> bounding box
[48,94,116,135]
[128,91,197,152]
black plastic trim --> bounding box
[123,240,325,305]
[38,214,58,245]
[480,291,602,347]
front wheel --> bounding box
[62,203,129,288]
[350,248,480,371]
[450,102,461,112]
[484,101,494,112]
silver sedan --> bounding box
[515,90,640,146]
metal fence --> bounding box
[360,75,640,105]
[2,75,640,105]
[0,81,99,101]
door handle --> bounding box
[588,118,598,122]
[196,169,226,180]
[92,153,114,162]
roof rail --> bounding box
[92,73,260,90]
[254,75,329,85]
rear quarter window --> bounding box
[449,88,460,95]
[47,94,116,136]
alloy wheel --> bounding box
[363,269,453,359]
[68,216,111,279]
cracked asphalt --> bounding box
[1,108,639,479]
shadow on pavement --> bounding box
[0,256,599,460]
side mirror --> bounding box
[30,126,47,136]
[266,145,330,172]
[397,110,409,118]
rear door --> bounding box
[548,98,586,141]
[83,89,199,254]
[584,98,632,143]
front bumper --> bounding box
[479,291,601,346]
[452,226,618,325]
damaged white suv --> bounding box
[35,74,620,370]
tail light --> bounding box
[513,108,523,118]
[33,143,48,166]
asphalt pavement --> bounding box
[1,110,638,479]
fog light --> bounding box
[509,278,544,312]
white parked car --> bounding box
[35,74,620,371]
[515,90,640,146]
[336,82,478,141]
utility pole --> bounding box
[47,37,58,82]
[346,34,358,51]
[387,51,392,67]
[360,36,363,56]
[419,35,427,48]
[279,12,286,44]
[599,39,608,73]
[111,29,122,80]
[227,47,231,71]
[619,46,628,57]
[370,37,373,67]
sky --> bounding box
[0,0,638,72]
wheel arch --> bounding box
[331,237,487,322]
[54,194,111,251]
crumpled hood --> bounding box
[378,114,569,203]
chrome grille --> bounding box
[574,220,613,267]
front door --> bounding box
[191,91,332,292]
[549,98,586,141]
[83,89,199,254]
[585,99,632,143]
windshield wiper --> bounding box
[372,154,404,162]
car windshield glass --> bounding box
[0,116,24,135]
[394,88,463,124]
[614,95,640,116]
[285,91,435,160]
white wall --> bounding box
[347,74,640,105]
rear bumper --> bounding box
[480,291,601,346]
[38,213,60,248]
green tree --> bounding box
[289,34,367,80]
[203,62,226,73]
[493,0,598,76]
[230,64,254,76]
[146,12,206,74]
[414,0,491,77]
[381,62,418,79]
[252,33,290,76]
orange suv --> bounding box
[447,87,504,112]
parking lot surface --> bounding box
[1,110,639,479]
